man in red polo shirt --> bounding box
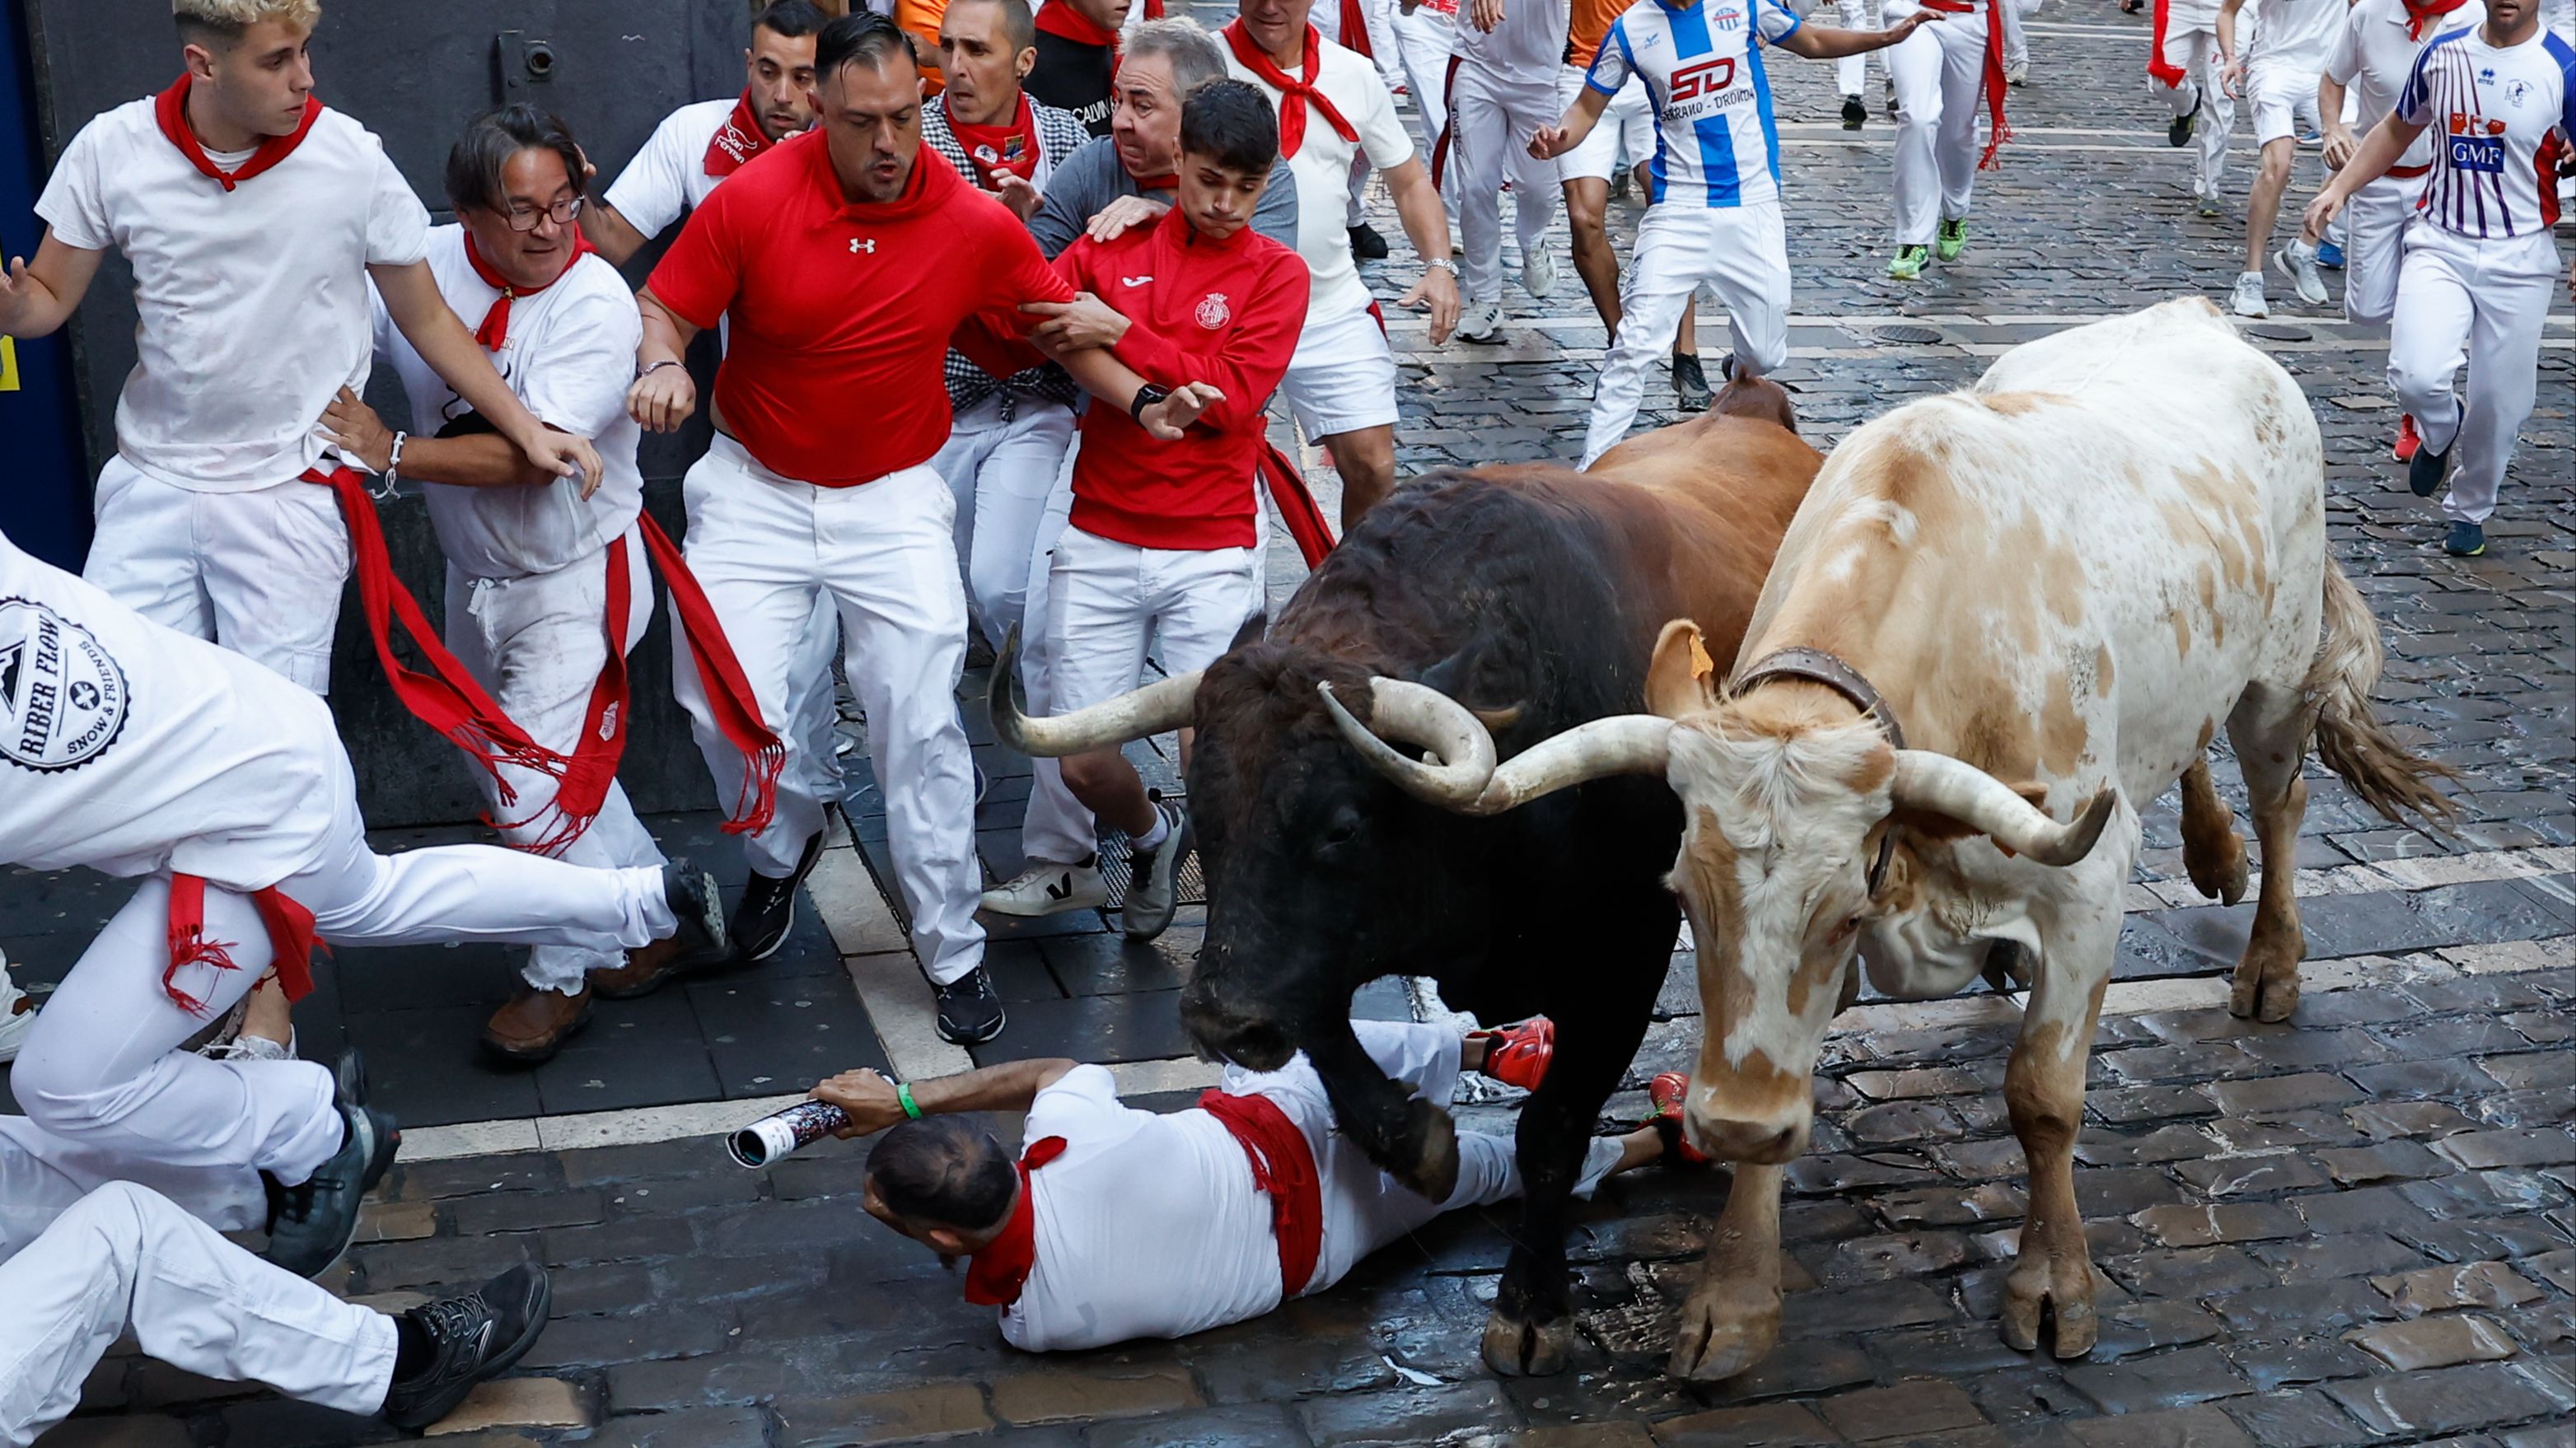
[629,11,1214,1047]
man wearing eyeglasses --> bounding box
[319,105,722,1063]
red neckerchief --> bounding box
[165,875,322,1012]
[1197,1091,1325,1296]
[2147,0,2189,87]
[963,1137,1068,1308]
[1919,0,2013,169]
[2402,0,2470,39]
[152,73,322,191]
[951,94,1045,186]
[704,89,772,177]
[1036,2,1120,49]
[461,231,596,353]
[1221,21,1358,160]
[1127,170,1179,189]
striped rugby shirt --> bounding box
[1584,0,1803,208]
[2395,22,2576,236]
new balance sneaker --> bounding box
[2228,270,2270,318]
[2170,91,2200,147]
[381,1264,553,1431]
[935,966,1007,1045]
[1671,350,1713,410]
[1348,222,1391,260]
[1936,217,1969,262]
[263,1049,400,1279]
[1521,246,1559,299]
[1472,1016,1555,1091]
[2409,438,2452,497]
[1887,245,1929,280]
[2272,241,2328,305]
[2315,238,2345,269]
[2443,521,2485,557]
[1648,1072,1709,1166]
[1841,94,1868,130]
[731,834,823,963]
[1456,298,1505,344]
[1121,798,1191,942]
[980,857,1109,917]
[2391,413,2421,463]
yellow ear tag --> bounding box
[1689,634,1716,689]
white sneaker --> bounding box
[2004,55,2030,86]
[0,968,35,1066]
[2228,271,2270,319]
[2272,241,2327,306]
[202,1031,297,1063]
[1520,247,1559,300]
[1456,298,1504,343]
[979,859,1108,917]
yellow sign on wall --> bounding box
[0,336,18,392]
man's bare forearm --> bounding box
[582,202,652,269]
[395,434,557,488]
[637,289,699,367]
[907,1058,1082,1116]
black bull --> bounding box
[994,395,1817,1374]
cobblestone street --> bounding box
[14,3,2575,1446]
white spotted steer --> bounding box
[1328,300,2456,1378]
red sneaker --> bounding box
[1648,1071,1709,1166]
[1471,1016,1554,1091]
[2392,413,2421,463]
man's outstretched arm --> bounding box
[0,234,105,339]
[813,1058,1084,1137]
[1773,10,1935,61]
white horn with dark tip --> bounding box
[1463,715,1673,815]
[1890,751,2120,866]
[989,627,1199,759]
[1317,679,1499,809]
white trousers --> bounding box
[2387,227,2559,526]
[2157,25,2232,193]
[444,527,671,994]
[11,773,673,1184]
[1833,0,1881,95]
[2340,173,2418,327]
[1016,446,1095,870]
[1391,6,1457,161]
[0,1179,395,1448]
[1446,62,1563,306]
[933,395,1081,655]
[1580,201,1792,467]
[1224,1021,1621,1295]
[1886,0,1991,245]
[83,460,348,694]
[1047,528,1260,724]
[673,436,984,984]
[783,593,845,801]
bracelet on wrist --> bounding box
[897,1081,923,1120]
[638,357,683,380]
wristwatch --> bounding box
[1423,256,1457,277]
[1129,382,1171,423]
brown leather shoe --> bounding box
[482,984,592,1063]
[586,935,707,1002]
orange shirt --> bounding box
[1566,0,1629,72]
[899,0,948,95]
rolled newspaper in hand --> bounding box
[727,1099,850,1168]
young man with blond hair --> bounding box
[0,0,597,694]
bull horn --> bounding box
[990,626,1199,759]
[1466,715,1673,815]
[1318,679,1500,809]
[1890,751,2120,866]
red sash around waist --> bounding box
[1198,1089,1325,1298]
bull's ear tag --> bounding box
[1690,635,1717,688]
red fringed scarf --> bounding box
[153,73,321,190]
[1921,0,2014,169]
[1199,1090,1325,1297]
[510,518,783,853]
[2147,0,2189,88]
[703,89,773,177]
[1222,21,1360,159]
[303,467,568,802]
[1258,441,1337,568]
[2401,0,2470,38]
[165,875,320,1013]
[461,231,596,353]
[963,1136,1068,1307]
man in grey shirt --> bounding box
[975,16,1302,924]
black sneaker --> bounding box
[2443,520,2485,557]
[731,830,825,962]
[1348,222,1391,260]
[1122,798,1191,942]
[1840,95,1867,130]
[263,1049,400,1279]
[661,858,729,969]
[2169,91,2199,148]
[935,967,1007,1045]
[381,1263,553,1431]
[2408,439,2452,497]
[1671,351,1712,410]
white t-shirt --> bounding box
[2326,0,2489,169]
[602,98,740,241]
[1456,0,1576,88]
[0,530,343,889]
[35,99,429,494]
[2246,0,2345,71]
[1002,1066,1283,1352]
[368,226,645,581]
[1226,35,1417,321]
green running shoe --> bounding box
[1887,245,1928,280]
[1936,218,1968,261]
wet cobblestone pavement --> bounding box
[21,2,2576,1445]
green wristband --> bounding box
[897,1081,923,1121]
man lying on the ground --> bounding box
[808,1018,1688,1351]
[0,1010,550,1446]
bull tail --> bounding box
[2303,559,2461,833]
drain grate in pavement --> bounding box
[1874,324,1946,345]
[1092,828,1209,913]
[2246,323,2313,342]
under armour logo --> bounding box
[850,237,877,255]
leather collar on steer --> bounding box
[1729,647,1906,898]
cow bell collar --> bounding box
[1728,646,1906,899]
